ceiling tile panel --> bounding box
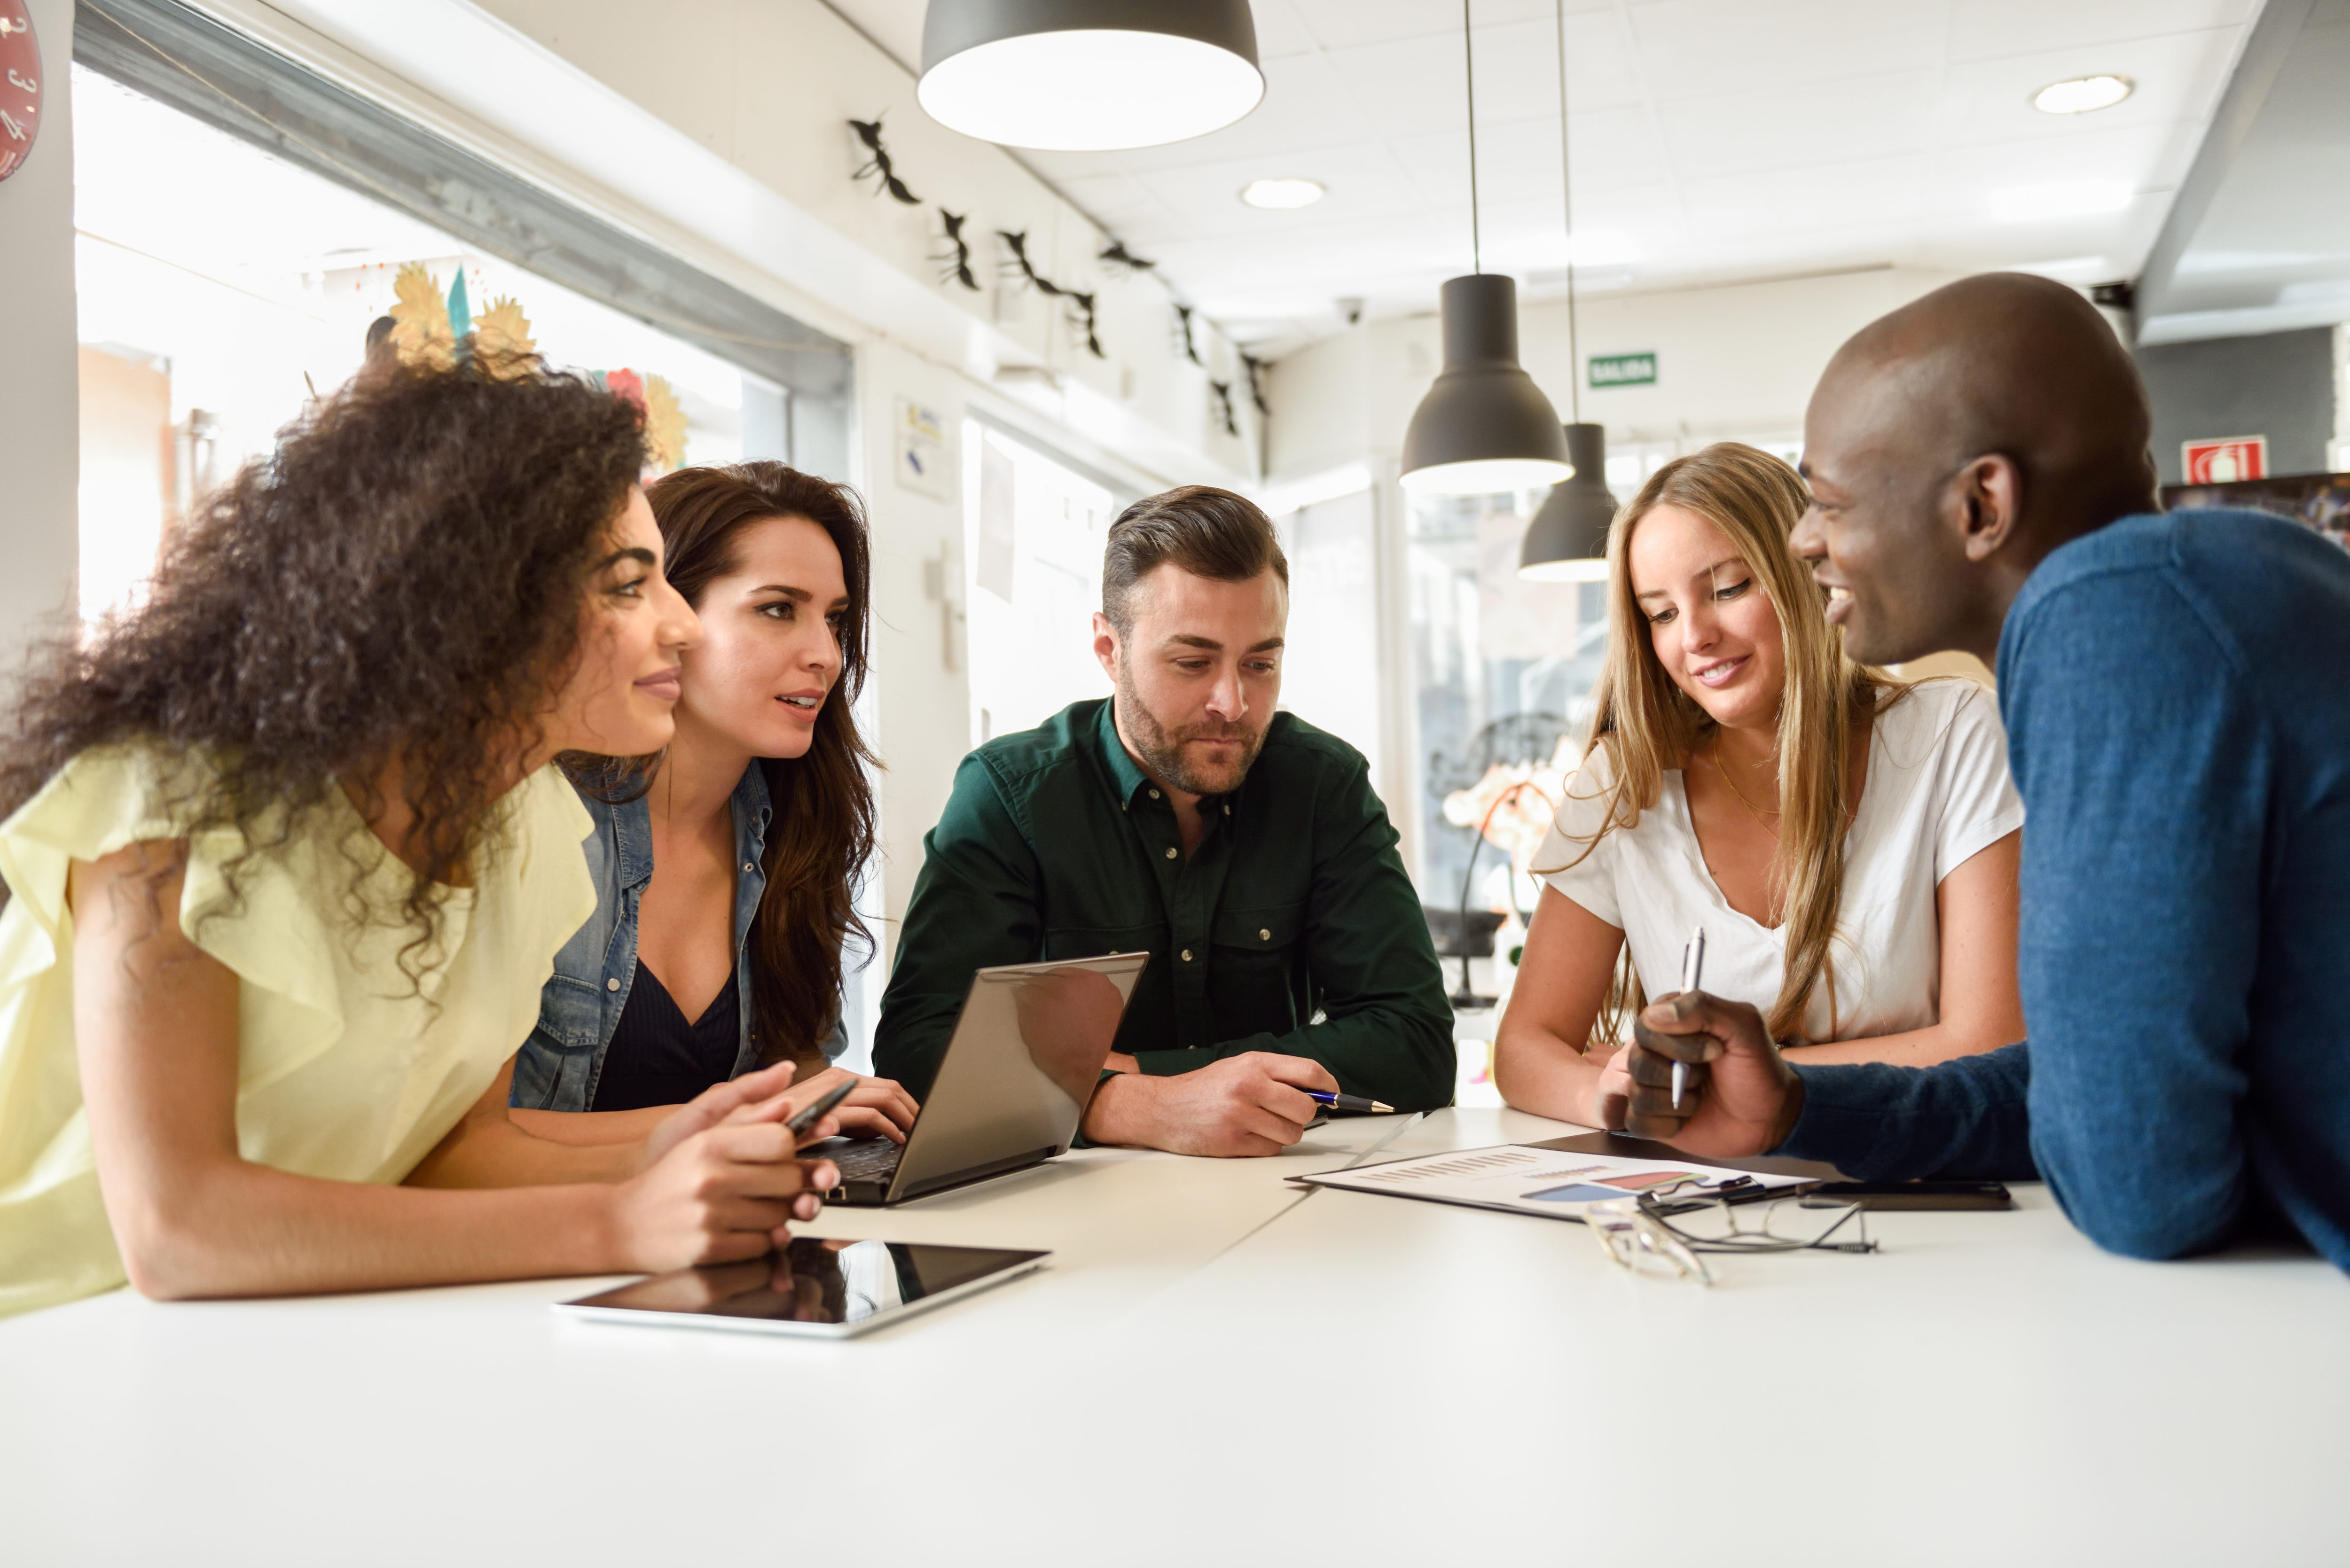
[1946,0,2257,61]
[1286,0,1603,51]
[1630,0,1944,100]
[1655,71,1942,178]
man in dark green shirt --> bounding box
[874,485,1454,1156]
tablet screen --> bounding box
[560,1238,1047,1335]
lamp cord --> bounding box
[1464,0,1481,274]
[1556,0,1579,424]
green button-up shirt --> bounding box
[874,698,1454,1110]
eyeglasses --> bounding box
[1584,1176,1877,1286]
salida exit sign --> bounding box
[2182,436,2266,484]
[1589,352,1658,388]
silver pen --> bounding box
[1672,927,1707,1110]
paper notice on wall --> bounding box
[894,397,950,499]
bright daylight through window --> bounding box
[70,66,789,625]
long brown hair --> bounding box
[1540,442,1902,1045]
[634,463,878,1064]
[0,356,647,975]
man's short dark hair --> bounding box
[1102,485,1288,636]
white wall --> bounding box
[0,0,78,687]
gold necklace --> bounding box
[1710,742,1781,836]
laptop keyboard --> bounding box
[823,1139,904,1182]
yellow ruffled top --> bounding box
[0,748,595,1318]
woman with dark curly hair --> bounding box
[0,358,846,1318]
[503,463,918,1142]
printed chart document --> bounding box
[1295,1145,1816,1224]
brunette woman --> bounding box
[508,464,917,1140]
[1493,443,2027,1129]
[0,358,843,1318]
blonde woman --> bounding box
[1493,443,2026,1131]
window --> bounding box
[962,421,1121,742]
[1407,489,1607,1065]
[70,67,787,621]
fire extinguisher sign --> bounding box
[2182,436,2267,484]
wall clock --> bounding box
[0,7,41,184]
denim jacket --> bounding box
[511,763,843,1111]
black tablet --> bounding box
[554,1238,1048,1339]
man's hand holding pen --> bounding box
[1622,990,1808,1160]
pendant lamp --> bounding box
[918,1,1265,151]
[1519,424,1616,581]
[1399,2,1571,497]
[1518,0,1615,578]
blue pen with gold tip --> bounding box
[1305,1089,1395,1114]
[1673,927,1707,1110]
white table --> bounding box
[4,1107,2344,1566]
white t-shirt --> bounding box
[1532,678,2023,1044]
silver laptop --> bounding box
[820,952,1149,1205]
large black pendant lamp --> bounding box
[918,1,1265,151]
[1400,2,1572,497]
[1519,0,1616,580]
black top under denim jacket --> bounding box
[511,763,844,1113]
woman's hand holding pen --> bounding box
[1621,991,1807,1158]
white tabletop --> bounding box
[4,1106,2344,1565]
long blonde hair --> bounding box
[1540,442,1901,1045]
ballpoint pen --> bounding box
[1673,927,1707,1110]
[1304,1089,1395,1114]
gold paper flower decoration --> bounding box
[388,262,454,371]
[643,374,688,472]
[472,295,537,377]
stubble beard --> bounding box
[1115,672,1266,798]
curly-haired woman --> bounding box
[503,463,919,1145]
[1493,442,2027,1130]
[0,359,846,1318]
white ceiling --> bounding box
[826,0,2261,354]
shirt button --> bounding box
[1181,949,1193,962]
[1150,788,1161,799]
[1223,804,1231,816]
[606,978,621,992]
[1164,847,1177,860]
[742,862,755,874]
[1260,928,1271,941]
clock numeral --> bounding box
[6,68,36,94]
[0,108,25,142]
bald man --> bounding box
[1618,273,2350,1268]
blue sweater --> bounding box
[1778,510,2350,1269]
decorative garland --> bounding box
[849,116,922,204]
[934,210,980,291]
[999,230,1104,359]
[1208,379,1238,437]
[841,116,1248,414]
[1240,353,1269,415]
[1174,303,1203,367]
[1098,240,1156,275]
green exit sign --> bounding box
[1590,352,1658,388]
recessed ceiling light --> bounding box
[1240,178,1325,210]
[2033,75,2134,115]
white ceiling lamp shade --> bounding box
[1399,0,1570,497]
[2032,74,2134,115]
[917,0,1265,151]
[1240,177,1324,209]
[1401,274,1574,495]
